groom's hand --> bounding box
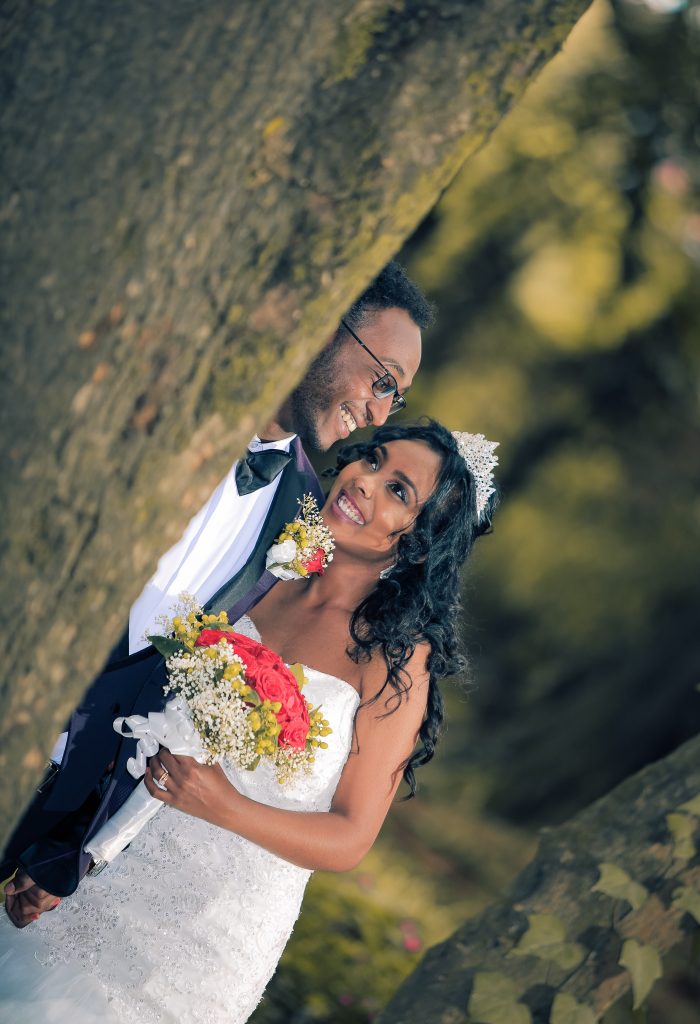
[4,870,60,928]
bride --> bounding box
[0,420,497,1024]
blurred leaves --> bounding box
[401,0,700,825]
[255,1,700,1020]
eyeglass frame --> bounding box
[340,319,407,415]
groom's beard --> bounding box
[288,340,344,452]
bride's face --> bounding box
[324,439,442,562]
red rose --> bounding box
[196,629,235,648]
[244,651,286,687]
[303,548,326,576]
[280,685,308,721]
[253,663,297,712]
[198,630,279,668]
[222,632,267,660]
[194,630,307,724]
[279,716,310,750]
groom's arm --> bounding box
[2,647,164,906]
[2,770,108,909]
[2,791,100,926]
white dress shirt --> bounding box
[128,435,296,654]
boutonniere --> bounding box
[266,494,335,580]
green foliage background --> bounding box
[251,2,700,1021]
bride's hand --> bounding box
[144,748,242,827]
[4,870,61,928]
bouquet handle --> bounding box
[85,780,163,864]
[84,697,207,868]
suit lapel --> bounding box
[204,437,321,615]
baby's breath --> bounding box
[164,643,256,766]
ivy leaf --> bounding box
[508,914,585,971]
[591,863,648,911]
[549,992,597,1024]
[666,812,697,860]
[468,972,531,1024]
[619,939,662,1009]
[678,793,700,818]
[672,884,700,926]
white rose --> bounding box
[265,538,298,568]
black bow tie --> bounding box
[235,448,292,495]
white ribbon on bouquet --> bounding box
[85,698,207,866]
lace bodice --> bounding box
[0,615,360,1024]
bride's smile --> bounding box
[333,489,366,525]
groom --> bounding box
[3,261,432,926]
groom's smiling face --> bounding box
[284,307,422,452]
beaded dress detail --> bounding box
[0,616,360,1024]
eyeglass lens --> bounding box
[371,373,406,414]
[372,374,397,398]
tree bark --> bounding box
[378,733,700,1023]
[0,0,591,843]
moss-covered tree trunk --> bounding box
[378,733,700,1023]
[0,0,591,843]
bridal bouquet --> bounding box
[85,595,332,868]
[265,494,335,580]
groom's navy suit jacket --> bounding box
[1,438,322,897]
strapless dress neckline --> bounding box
[239,613,361,701]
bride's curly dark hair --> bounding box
[328,419,495,797]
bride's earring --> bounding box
[379,565,393,580]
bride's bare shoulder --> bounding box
[359,641,431,710]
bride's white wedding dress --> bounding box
[0,616,360,1024]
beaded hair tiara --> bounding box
[452,431,499,521]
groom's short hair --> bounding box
[338,261,435,339]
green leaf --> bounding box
[678,793,700,818]
[148,635,187,659]
[508,914,585,971]
[619,939,662,1009]
[468,972,531,1024]
[672,884,700,926]
[289,662,308,690]
[666,812,696,860]
[549,993,597,1024]
[591,863,648,911]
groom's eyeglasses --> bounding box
[341,320,407,415]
